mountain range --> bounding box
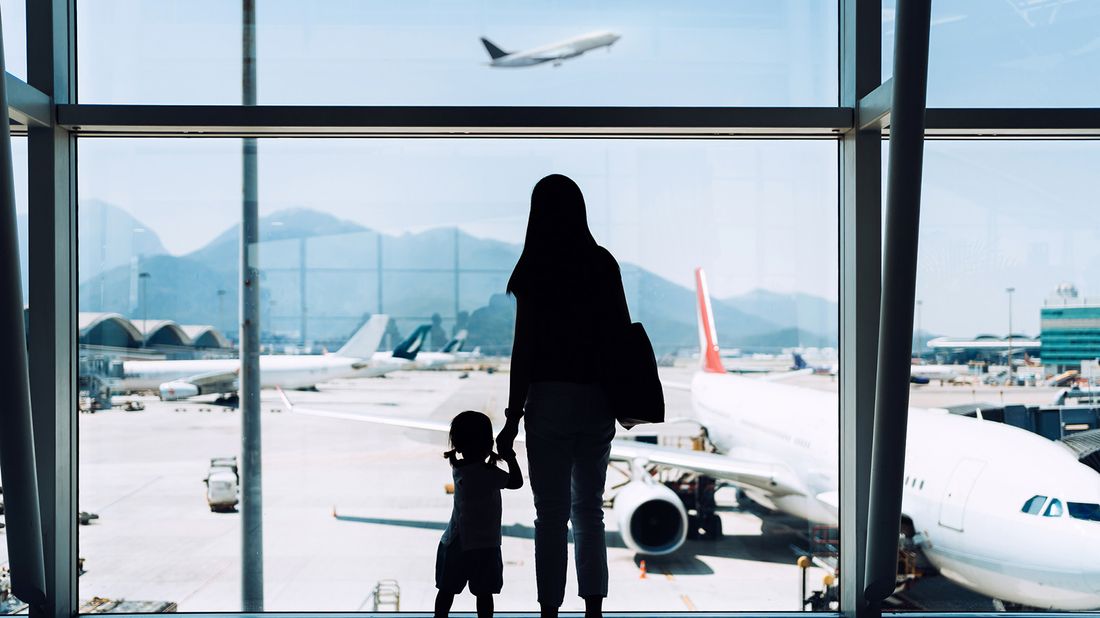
[73,204,839,354]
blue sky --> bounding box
[8,1,1100,336]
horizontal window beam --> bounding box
[923,108,1100,137]
[857,78,892,131]
[6,72,51,128]
[49,104,1100,138]
[57,105,851,137]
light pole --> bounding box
[915,299,923,359]
[1006,287,1015,385]
[138,271,151,346]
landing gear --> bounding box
[668,475,723,540]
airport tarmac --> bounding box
[66,368,832,613]
[3,366,1047,612]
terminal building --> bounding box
[1041,284,1100,373]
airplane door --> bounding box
[938,458,986,532]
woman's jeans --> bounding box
[524,381,615,607]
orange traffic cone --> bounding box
[639,560,647,579]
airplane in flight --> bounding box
[480,31,621,68]
[279,270,1100,610]
[119,315,422,400]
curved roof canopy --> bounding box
[79,312,144,348]
[180,325,231,349]
[130,319,191,347]
[78,314,231,350]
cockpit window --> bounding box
[1021,495,1047,515]
[1068,502,1100,521]
[1044,498,1064,518]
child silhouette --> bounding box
[435,411,524,618]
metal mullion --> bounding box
[6,72,51,127]
[27,1,77,618]
[839,1,881,617]
[56,104,853,137]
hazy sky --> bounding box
[8,0,1100,337]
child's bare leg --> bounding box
[434,591,455,618]
[475,594,494,618]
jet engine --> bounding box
[159,381,198,401]
[613,479,688,555]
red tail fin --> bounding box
[694,268,725,374]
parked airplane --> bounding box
[480,31,621,68]
[280,270,1100,610]
[404,329,479,370]
[910,362,970,383]
[120,315,417,400]
[791,352,838,376]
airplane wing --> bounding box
[159,369,238,399]
[277,388,806,500]
[608,440,805,497]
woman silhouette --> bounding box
[495,174,630,618]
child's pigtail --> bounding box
[443,449,460,467]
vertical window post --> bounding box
[839,0,880,616]
[27,1,77,617]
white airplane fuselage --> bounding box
[689,370,1100,610]
[122,355,366,392]
[490,31,620,67]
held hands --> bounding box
[495,411,520,459]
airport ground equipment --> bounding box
[667,474,722,541]
[204,457,240,512]
[79,597,177,613]
[369,579,400,611]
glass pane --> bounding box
[904,141,1100,611]
[78,137,838,612]
[1,0,26,80]
[883,0,1100,106]
[77,0,838,106]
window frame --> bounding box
[5,0,1100,617]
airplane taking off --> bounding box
[480,31,621,68]
[120,315,421,400]
[281,270,1100,610]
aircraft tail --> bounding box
[480,37,509,60]
[791,352,807,370]
[335,315,389,359]
[393,324,431,360]
[442,329,468,353]
[694,268,726,374]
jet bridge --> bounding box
[1059,429,1100,475]
[944,401,1100,441]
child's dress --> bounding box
[436,459,511,595]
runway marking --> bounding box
[681,594,697,610]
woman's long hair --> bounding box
[507,174,598,296]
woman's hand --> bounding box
[496,415,520,459]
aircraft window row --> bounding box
[1021,495,1100,520]
[1068,502,1100,521]
[1022,494,1048,515]
[904,475,925,490]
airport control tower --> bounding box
[1041,283,1100,373]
